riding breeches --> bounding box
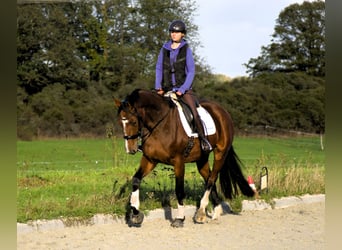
[180,90,206,138]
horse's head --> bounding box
[114,96,141,154]
[115,89,174,154]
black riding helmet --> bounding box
[168,20,186,34]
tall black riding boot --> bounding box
[195,115,212,153]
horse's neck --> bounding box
[138,94,172,129]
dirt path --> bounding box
[17,196,325,249]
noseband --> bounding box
[123,132,141,140]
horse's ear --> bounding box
[114,99,121,108]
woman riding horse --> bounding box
[155,20,212,153]
[115,89,255,228]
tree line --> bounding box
[17,0,325,140]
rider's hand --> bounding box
[157,89,164,95]
[175,91,183,97]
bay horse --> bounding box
[114,89,254,228]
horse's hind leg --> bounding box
[196,175,223,222]
[210,184,224,220]
[194,157,211,224]
[195,188,210,223]
[195,156,225,223]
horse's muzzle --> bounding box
[126,144,140,154]
[127,149,138,155]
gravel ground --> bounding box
[17,194,325,250]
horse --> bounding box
[114,89,255,228]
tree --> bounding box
[244,0,325,77]
[17,4,51,95]
[17,3,89,95]
[17,0,204,139]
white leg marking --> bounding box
[176,203,185,219]
[212,204,223,220]
[199,190,210,210]
[130,189,140,210]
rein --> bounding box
[140,107,171,142]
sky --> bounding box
[194,0,320,78]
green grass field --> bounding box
[17,136,325,223]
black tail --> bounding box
[219,146,255,199]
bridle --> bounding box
[123,132,141,140]
[122,117,141,140]
[119,101,141,141]
[119,99,171,142]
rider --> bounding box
[155,20,212,153]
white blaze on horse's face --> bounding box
[121,117,130,153]
[119,114,139,154]
[121,117,128,135]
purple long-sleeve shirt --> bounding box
[155,39,195,94]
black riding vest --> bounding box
[162,44,188,91]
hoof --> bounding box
[194,209,207,224]
[128,210,144,227]
[171,217,185,228]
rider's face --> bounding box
[170,31,184,43]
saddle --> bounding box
[176,98,195,131]
[164,92,216,137]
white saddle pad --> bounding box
[180,105,216,137]
[165,92,216,137]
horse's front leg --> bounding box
[128,155,156,227]
[170,161,186,228]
